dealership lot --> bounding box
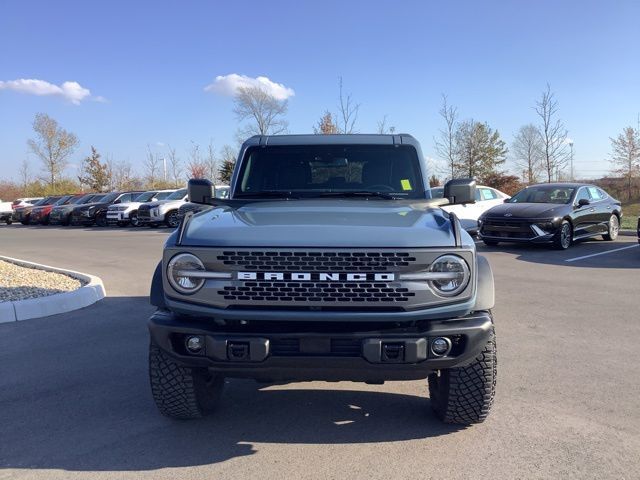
[0,225,639,480]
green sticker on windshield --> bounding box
[401,179,412,191]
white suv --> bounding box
[137,188,188,228]
[106,190,176,227]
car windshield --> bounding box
[31,197,50,206]
[430,187,444,198]
[74,194,96,204]
[166,188,187,200]
[88,194,105,203]
[508,186,575,204]
[155,191,174,200]
[236,145,426,199]
[134,191,156,202]
[100,192,120,203]
[215,187,230,199]
[54,196,73,205]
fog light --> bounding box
[186,335,204,353]
[431,337,452,356]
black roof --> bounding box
[242,133,418,147]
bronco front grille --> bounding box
[216,251,417,272]
[219,280,416,303]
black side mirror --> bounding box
[577,198,590,207]
[443,178,476,205]
[188,178,214,205]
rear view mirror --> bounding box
[443,178,476,205]
[188,178,214,205]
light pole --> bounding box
[161,157,167,182]
[568,140,574,181]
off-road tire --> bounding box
[553,220,572,250]
[428,326,497,424]
[602,214,619,241]
[482,240,499,246]
[149,341,224,419]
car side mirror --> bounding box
[188,178,214,205]
[443,178,476,205]
[577,198,590,207]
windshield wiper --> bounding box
[235,190,300,199]
[316,191,397,200]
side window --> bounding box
[575,188,590,204]
[597,188,608,199]
[587,187,601,201]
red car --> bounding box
[30,195,79,225]
[12,196,62,225]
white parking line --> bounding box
[565,244,639,262]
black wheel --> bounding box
[149,341,224,419]
[5,219,12,225]
[129,211,140,227]
[95,213,107,227]
[553,220,572,250]
[602,214,619,241]
[482,240,499,246]
[165,210,179,228]
[428,324,497,424]
[61,215,71,226]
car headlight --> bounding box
[428,255,470,297]
[167,253,206,294]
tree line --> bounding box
[3,80,639,203]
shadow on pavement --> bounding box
[0,296,462,472]
[477,237,640,269]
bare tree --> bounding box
[166,145,183,187]
[434,95,458,179]
[27,113,79,189]
[186,141,207,179]
[205,141,218,183]
[512,124,544,184]
[234,86,288,138]
[19,159,31,189]
[609,126,640,201]
[144,145,160,188]
[376,115,396,134]
[108,159,137,191]
[337,77,360,134]
[535,85,570,182]
[313,111,339,134]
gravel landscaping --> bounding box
[0,259,84,302]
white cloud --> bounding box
[0,78,99,105]
[204,73,295,100]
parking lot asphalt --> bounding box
[1,224,639,480]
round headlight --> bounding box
[428,255,470,297]
[167,253,206,294]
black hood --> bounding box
[484,202,569,219]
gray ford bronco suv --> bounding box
[148,134,497,424]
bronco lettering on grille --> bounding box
[237,272,396,282]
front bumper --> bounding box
[138,211,163,223]
[479,219,559,244]
[148,309,493,382]
[106,211,129,224]
[71,212,96,225]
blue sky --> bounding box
[1,0,639,182]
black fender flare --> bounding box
[150,261,166,308]
[474,255,495,311]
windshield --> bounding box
[166,188,187,200]
[134,191,156,202]
[75,194,96,204]
[236,145,425,199]
[155,191,174,200]
[88,194,105,203]
[215,187,230,199]
[430,187,444,198]
[54,195,73,205]
[31,198,49,206]
[99,192,120,203]
[508,186,575,204]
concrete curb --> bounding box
[0,256,106,323]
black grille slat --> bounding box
[216,251,417,272]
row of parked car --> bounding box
[0,186,229,228]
